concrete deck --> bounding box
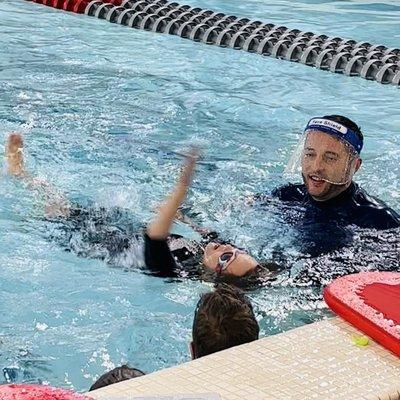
[88,317,400,400]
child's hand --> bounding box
[175,209,185,221]
[179,147,200,188]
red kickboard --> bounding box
[0,384,93,400]
[324,271,400,357]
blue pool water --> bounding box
[0,0,399,392]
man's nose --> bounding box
[311,155,325,171]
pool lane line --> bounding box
[26,0,400,86]
[27,0,89,13]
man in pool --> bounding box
[268,115,400,230]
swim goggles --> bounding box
[215,249,246,274]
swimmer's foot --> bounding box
[6,133,25,177]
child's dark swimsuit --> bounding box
[47,203,216,277]
[50,204,274,282]
[144,233,202,278]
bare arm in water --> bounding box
[147,148,199,240]
[143,149,199,276]
[5,132,71,218]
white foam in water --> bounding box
[35,323,48,332]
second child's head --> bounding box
[89,365,145,391]
[190,285,259,359]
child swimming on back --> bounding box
[5,132,277,280]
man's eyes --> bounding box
[326,155,339,162]
[303,152,338,162]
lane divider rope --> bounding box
[26,0,400,85]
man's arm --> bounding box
[382,208,400,229]
[361,205,400,230]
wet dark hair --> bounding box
[192,284,259,358]
[89,365,145,391]
[323,115,364,143]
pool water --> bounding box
[0,0,399,392]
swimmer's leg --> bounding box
[5,132,71,218]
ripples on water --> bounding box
[0,0,399,391]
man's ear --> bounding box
[354,157,362,173]
[189,341,196,360]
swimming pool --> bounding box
[0,0,399,392]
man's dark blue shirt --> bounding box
[265,182,400,282]
[267,182,400,257]
[272,182,400,230]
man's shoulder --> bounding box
[352,184,400,229]
[272,183,308,202]
[354,184,395,209]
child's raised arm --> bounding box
[146,147,199,240]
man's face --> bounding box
[301,131,359,201]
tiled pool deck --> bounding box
[89,317,400,400]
